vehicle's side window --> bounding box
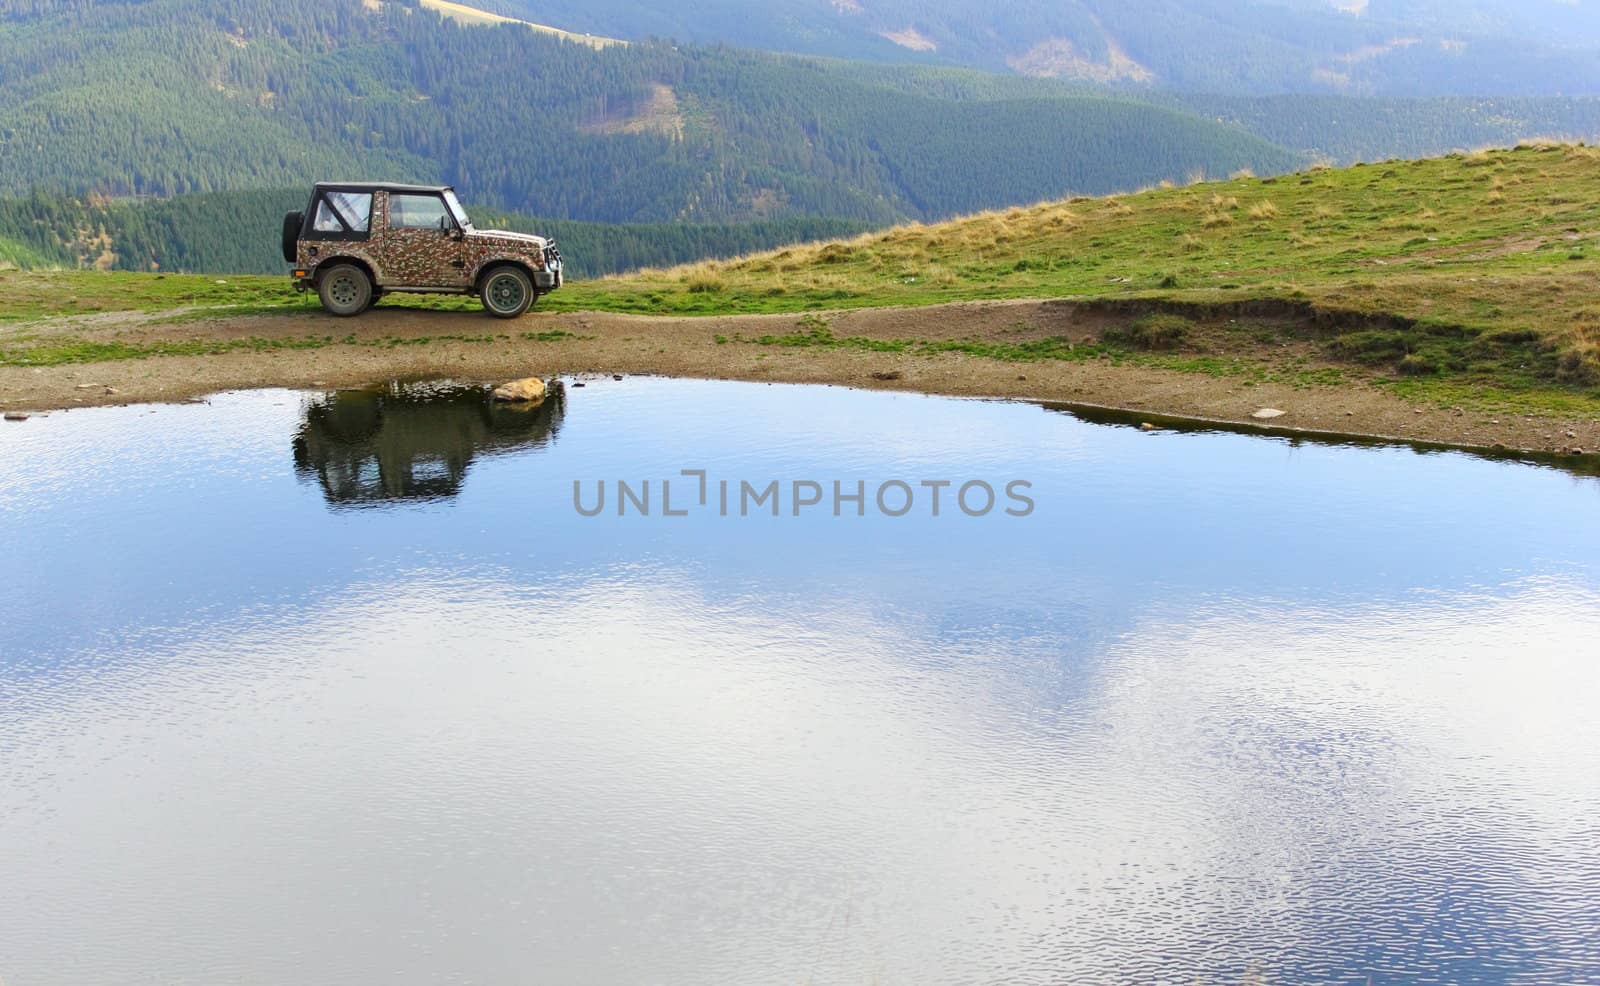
[390,194,451,231]
[311,201,342,233]
[311,191,373,236]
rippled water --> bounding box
[3,378,1599,985]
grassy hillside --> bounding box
[551,143,1600,400]
[4,146,1598,412]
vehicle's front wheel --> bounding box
[480,266,535,319]
[317,264,372,317]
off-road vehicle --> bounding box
[282,182,563,318]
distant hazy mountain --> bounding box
[495,0,1600,96]
[1331,0,1600,47]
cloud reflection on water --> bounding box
[4,563,1597,984]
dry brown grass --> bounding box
[684,273,725,294]
[1248,201,1280,220]
[1515,137,1573,151]
[1043,210,1081,230]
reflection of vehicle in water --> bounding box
[293,381,564,506]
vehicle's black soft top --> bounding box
[313,181,454,194]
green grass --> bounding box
[0,271,531,324]
[0,334,337,367]
[7,145,1600,414]
[0,270,298,323]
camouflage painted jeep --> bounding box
[282,182,563,318]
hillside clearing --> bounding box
[414,0,624,47]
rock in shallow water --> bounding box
[4,411,30,421]
[492,377,546,403]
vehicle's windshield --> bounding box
[443,190,473,230]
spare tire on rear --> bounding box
[281,211,303,263]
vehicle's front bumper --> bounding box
[536,246,564,290]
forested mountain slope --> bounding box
[0,0,1300,224]
[496,0,1600,96]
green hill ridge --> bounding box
[556,144,1600,394]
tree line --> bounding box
[0,188,877,276]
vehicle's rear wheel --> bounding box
[317,264,372,317]
[480,266,535,319]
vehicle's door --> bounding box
[379,191,472,288]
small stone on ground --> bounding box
[491,377,547,403]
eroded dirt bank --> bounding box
[3,298,1598,456]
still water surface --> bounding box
[3,378,1599,985]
